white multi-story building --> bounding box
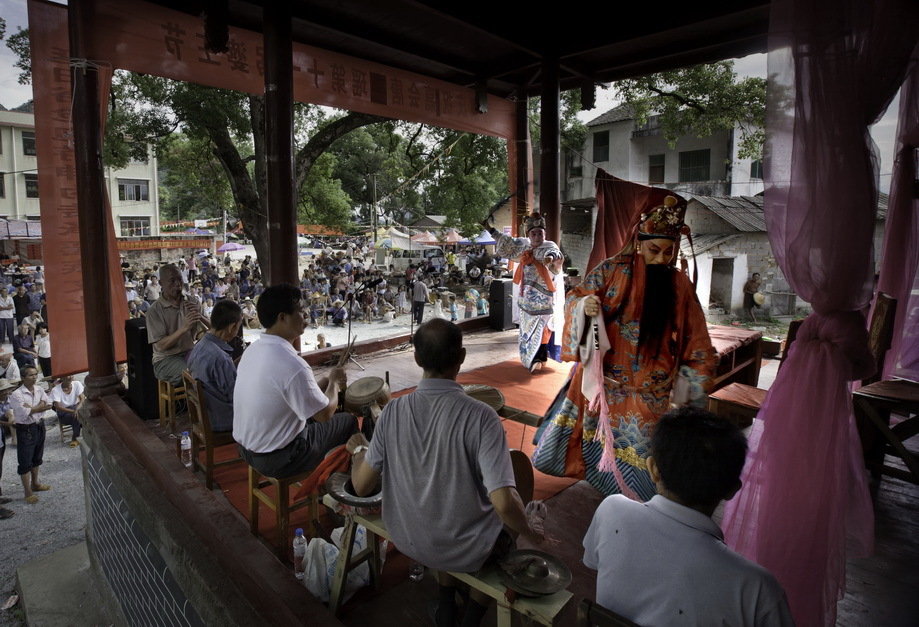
[0,106,161,237]
[565,104,764,202]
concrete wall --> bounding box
[82,395,340,626]
[687,234,801,315]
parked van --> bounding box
[380,246,446,274]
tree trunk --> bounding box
[198,94,386,282]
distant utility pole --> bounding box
[371,174,378,245]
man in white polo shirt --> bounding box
[234,284,356,479]
[583,407,793,626]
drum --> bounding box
[462,384,505,413]
[325,472,382,515]
[344,376,391,420]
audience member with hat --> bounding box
[0,378,17,518]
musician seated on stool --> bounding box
[234,284,357,479]
[583,407,793,626]
[349,319,545,626]
[187,300,243,433]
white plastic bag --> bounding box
[302,525,387,605]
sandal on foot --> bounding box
[25,495,38,504]
[68,440,79,448]
[32,484,51,492]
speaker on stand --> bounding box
[124,318,157,420]
[489,278,515,331]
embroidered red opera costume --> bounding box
[534,197,717,499]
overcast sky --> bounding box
[1,1,900,191]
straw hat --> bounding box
[0,379,18,392]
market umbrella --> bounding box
[473,229,496,245]
[411,230,438,244]
[217,242,246,252]
[442,229,464,243]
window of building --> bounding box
[118,178,150,202]
[21,131,36,156]
[678,149,711,182]
[750,159,763,180]
[24,173,39,198]
[648,154,665,184]
[120,216,151,237]
[592,130,610,162]
[0,173,5,198]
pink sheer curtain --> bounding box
[721,1,919,625]
[878,58,919,380]
[588,171,682,272]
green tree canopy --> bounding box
[614,60,766,159]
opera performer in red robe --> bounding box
[533,196,717,500]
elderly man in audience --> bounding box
[12,285,29,326]
[234,284,357,479]
[11,366,53,504]
[187,300,242,432]
[0,379,17,518]
[0,352,20,382]
[583,407,793,626]
[350,319,546,626]
[241,297,259,329]
[144,275,161,303]
[146,264,208,387]
[12,324,37,369]
[51,375,85,448]
[0,286,16,346]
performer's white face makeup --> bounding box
[638,238,675,265]
[528,228,546,247]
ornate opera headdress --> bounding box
[524,212,547,234]
[637,196,688,241]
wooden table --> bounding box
[707,324,763,390]
[853,379,919,494]
[322,494,572,626]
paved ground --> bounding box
[0,417,86,627]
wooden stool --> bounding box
[708,383,767,429]
[248,465,320,557]
[157,379,186,433]
[322,494,572,625]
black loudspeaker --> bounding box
[125,318,157,420]
[489,278,515,331]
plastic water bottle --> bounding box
[293,528,307,580]
[409,561,424,582]
[180,432,192,469]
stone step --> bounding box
[16,541,122,626]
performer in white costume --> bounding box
[487,213,565,373]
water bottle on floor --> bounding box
[409,561,424,582]
[180,432,193,469]
[293,528,307,580]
